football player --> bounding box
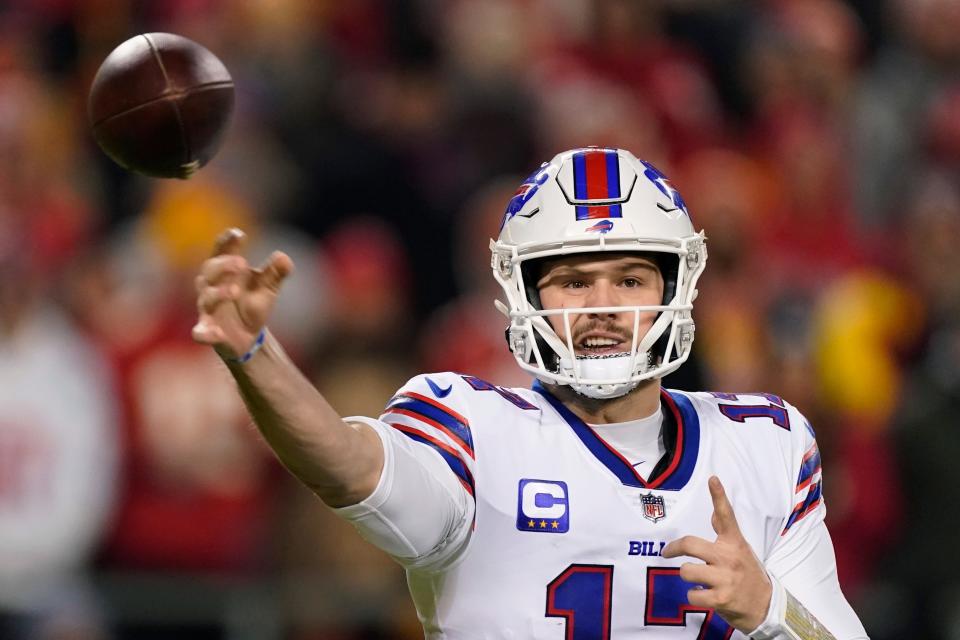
[193,148,869,639]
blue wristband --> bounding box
[229,328,266,364]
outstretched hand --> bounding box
[191,228,294,359]
[661,476,772,633]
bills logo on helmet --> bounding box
[586,219,614,234]
[640,159,688,218]
[500,164,550,231]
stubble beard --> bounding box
[545,375,659,416]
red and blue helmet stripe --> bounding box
[572,149,623,220]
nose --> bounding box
[585,280,620,319]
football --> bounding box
[88,33,234,179]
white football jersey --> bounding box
[343,371,865,639]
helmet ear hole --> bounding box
[535,337,559,371]
[651,253,680,305]
[520,259,545,311]
[651,332,672,369]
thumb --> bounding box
[254,251,294,291]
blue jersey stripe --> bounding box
[541,383,643,487]
[797,446,821,487]
[656,391,700,491]
[783,482,823,533]
[532,382,700,491]
[385,395,474,454]
[393,427,475,496]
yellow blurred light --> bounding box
[143,177,255,271]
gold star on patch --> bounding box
[539,520,547,528]
[527,519,535,528]
[551,521,559,529]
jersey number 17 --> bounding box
[547,564,734,639]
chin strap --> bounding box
[569,379,639,400]
[566,352,654,399]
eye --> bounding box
[621,277,643,288]
[563,279,587,289]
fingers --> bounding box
[661,535,720,564]
[678,561,716,587]
[197,283,239,315]
[677,565,736,615]
[252,251,294,291]
[201,255,247,286]
[194,231,289,353]
[674,564,725,612]
[709,475,741,538]
[191,319,227,345]
[686,585,716,609]
[200,248,292,295]
[212,227,246,257]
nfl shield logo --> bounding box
[641,492,666,523]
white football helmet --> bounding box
[491,147,707,399]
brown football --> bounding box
[88,33,234,179]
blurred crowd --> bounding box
[1,0,959,638]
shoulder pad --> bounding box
[381,372,476,461]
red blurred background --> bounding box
[1,1,959,638]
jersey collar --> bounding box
[532,381,700,491]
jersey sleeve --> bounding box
[332,373,476,570]
[780,416,824,537]
[762,407,869,639]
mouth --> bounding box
[574,333,630,356]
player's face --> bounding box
[536,253,664,357]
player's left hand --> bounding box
[661,475,772,633]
